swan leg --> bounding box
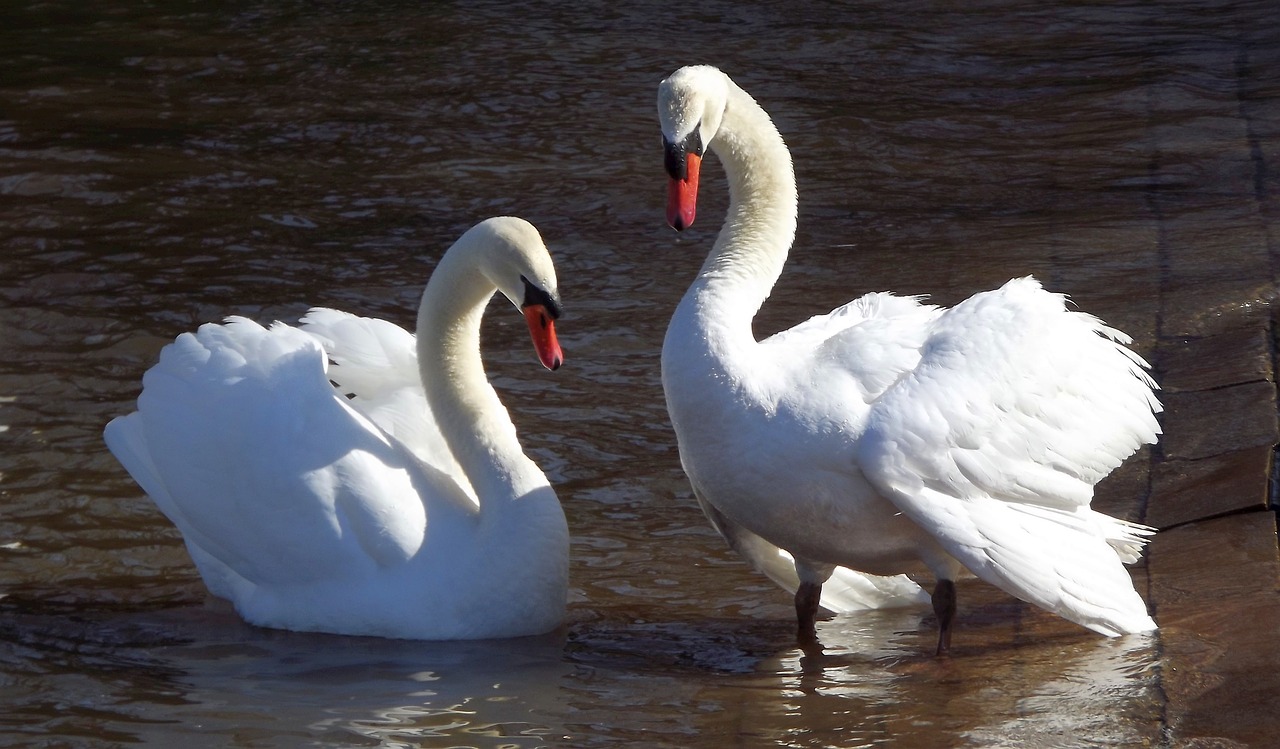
[793,559,837,645]
[795,580,823,644]
[932,579,956,656]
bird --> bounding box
[104,216,571,640]
[656,64,1162,654]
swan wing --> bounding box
[764,292,944,401]
[298,307,420,398]
[104,317,470,593]
[694,489,929,612]
[765,291,936,349]
[299,308,469,496]
[856,277,1161,635]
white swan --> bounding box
[657,65,1161,653]
[104,217,570,640]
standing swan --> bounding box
[657,65,1161,654]
[104,217,570,640]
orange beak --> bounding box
[522,304,563,371]
[666,151,701,231]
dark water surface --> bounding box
[2,0,1276,746]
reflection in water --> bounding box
[1,599,572,747]
[1,0,1271,744]
[555,607,1160,748]
[748,617,1160,749]
[176,634,573,748]
[958,635,1161,749]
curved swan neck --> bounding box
[700,78,798,307]
[415,247,538,503]
[676,77,798,356]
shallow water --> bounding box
[2,0,1275,746]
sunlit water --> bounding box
[2,0,1275,746]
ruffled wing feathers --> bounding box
[105,317,444,591]
[857,277,1160,634]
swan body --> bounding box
[657,65,1161,651]
[105,217,570,640]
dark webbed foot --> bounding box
[932,578,956,656]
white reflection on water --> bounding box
[95,604,574,748]
[760,618,1160,749]
[959,633,1160,749]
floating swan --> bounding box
[104,217,570,640]
[657,65,1161,653]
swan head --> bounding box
[657,65,729,231]
[469,216,564,371]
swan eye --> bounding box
[520,275,562,319]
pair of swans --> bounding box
[106,66,1161,651]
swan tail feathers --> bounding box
[104,412,249,601]
[886,486,1156,636]
[104,412,178,524]
[1102,515,1156,564]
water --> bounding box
[2,0,1276,745]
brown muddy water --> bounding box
[1,1,1276,747]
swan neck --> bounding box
[711,80,797,286]
[677,77,798,351]
[415,252,539,503]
